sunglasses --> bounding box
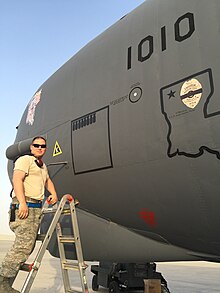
[32,144,47,149]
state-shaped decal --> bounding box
[160,68,220,159]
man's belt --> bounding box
[12,197,42,204]
[10,202,42,209]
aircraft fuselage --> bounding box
[7,0,220,260]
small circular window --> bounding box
[129,87,142,103]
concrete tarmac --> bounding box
[0,239,219,293]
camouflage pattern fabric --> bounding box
[0,208,42,278]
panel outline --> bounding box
[71,105,113,175]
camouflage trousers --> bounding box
[0,208,42,278]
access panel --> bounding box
[71,106,113,174]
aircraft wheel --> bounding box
[109,281,120,293]
[92,274,99,291]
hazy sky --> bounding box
[0,1,145,235]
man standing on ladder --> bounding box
[0,136,58,293]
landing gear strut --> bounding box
[91,262,170,292]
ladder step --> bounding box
[42,207,57,214]
[36,234,46,241]
[62,261,79,270]
[62,261,88,271]
[42,207,72,215]
[59,236,75,243]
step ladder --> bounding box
[20,194,89,293]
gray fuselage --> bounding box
[8,0,220,260]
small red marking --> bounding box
[28,262,34,271]
[138,209,157,227]
[67,194,73,202]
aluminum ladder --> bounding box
[20,194,89,293]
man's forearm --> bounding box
[45,178,58,205]
[46,178,57,197]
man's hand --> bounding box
[18,202,29,219]
[47,194,58,205]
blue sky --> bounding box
[0,1,144,234]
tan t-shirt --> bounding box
[12,155,49,200]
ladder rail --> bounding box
[69,200,89,293]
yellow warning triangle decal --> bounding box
[53,141,63,157]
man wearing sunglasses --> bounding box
[0,136,58,292]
